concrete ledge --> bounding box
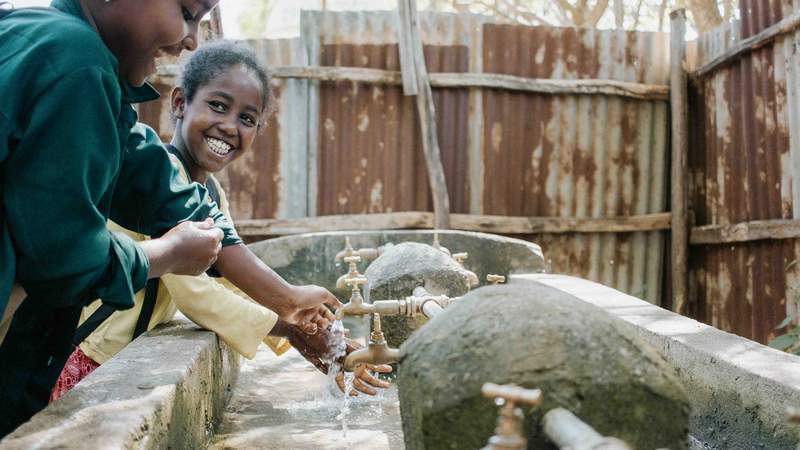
[0,317,239,450]
[513,274,800,450]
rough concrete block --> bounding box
[397,284,689,450]
[0,317,239,450]
[365,242,471,347]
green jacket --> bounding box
[0,0,241,315]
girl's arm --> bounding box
[213,244,342,328]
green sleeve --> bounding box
[5,67,149,310]
[110,123,242,247]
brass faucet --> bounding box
[335,255,364,290]
[336,284,461,320]
[480,383,543,450]
[334,236,381,264]
[452,252,479,288]
[487,274,506,285]
[343,314,400,370]
[335,276,371,320]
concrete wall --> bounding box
[0,317,239,450]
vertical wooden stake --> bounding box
[398,0,451,229]
[670,9,690,314]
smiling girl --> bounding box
[50,40,390,403]
[0,0,339,436]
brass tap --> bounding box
[335,276,371,320]
[451,252,479,288]
[487,274,506,285]
[452,252,468,265]
[334,236,381,264]
[480,383,543,450]
[335,255,364,290]
[343,314,400,370]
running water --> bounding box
[322,319,355,437]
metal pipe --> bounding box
[542,408,632,450]
[421,298,444,318]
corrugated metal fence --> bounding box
[141,11,671,306]
[688,0,800,343]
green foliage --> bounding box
[769,279,800,355]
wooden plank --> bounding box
[272,66,403,84]
[671,9,690,315]
[693,10,800,78]
[155,65,669,101]
[234,212,672,236]
[399,0,451,229]
[451,213,671,234]
[690,219,800,244]
[432,72,669,100]
[396,0,418,95]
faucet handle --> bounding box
[482,383,542,407]
[344,276,368,290]
[452,252,468,265]
[344,255,362,264]
[487,274,506,285]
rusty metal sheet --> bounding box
[481,24,670,304]
[314,42,469,215]
[300,11,492,216]
[688,1,800,343]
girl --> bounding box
[50,41,390,402]
[0,0,339,435]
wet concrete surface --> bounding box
[209,347,404,450]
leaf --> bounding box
[776,315,796,330]
[769,334,798,350]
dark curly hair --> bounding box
[179,40,274,125]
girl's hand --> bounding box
[282,324,392,396]
[147,218,223,277]
[280,285,341,331]
[336,363,392,396]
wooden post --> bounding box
[670,9,690,315]
[398,0,451,229]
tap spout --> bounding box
[343,314,400,370]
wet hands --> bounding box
[285,324,391,396]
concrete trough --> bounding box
[0,318,239,450]
[7,231,798,449]
[512,274,800,450]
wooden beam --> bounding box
[234,212,671,236]
[396,0,418,95]
[670,9,690,315]
[690,219,800,244]
[155,65,669,101]
[693,10,800,78]
[451,212,671,234]
[398,0,451,229]
[272,66,403,84]
[432,72,669,100]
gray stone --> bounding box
[365,242,471,347]
[397,284,690,450]
[0,316,239,450]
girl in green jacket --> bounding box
[0,0,339,436]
